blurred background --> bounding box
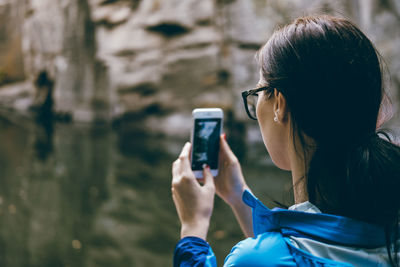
[0,0,399,266]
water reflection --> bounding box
[0,117,291,266]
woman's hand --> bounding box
[215,134,248,207]
[215,134,254,237]
[172,142,215,240]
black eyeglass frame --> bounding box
[241,86,274,120]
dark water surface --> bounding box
[0,117,292,267]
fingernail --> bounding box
[222,133,226,140]
[202,163,209,170]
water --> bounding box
[0,116,292,267]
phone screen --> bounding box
[192,118,221,170]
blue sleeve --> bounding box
[223,232,296,267]
[173,236,217,267]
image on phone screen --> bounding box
[192,118,221,170]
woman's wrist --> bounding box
[227,184,249,207]
[180,220,210,240]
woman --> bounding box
[171,15,400,266]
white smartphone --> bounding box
[191,108,223,178]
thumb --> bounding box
[202,165,215,190]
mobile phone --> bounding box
[191,108,223,178]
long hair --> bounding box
[256,15,400,266]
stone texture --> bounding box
[0,1,25,85]
[0,0,399,135]
[21,0,110,122]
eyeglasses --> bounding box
[241,86,274,120]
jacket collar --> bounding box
[242,189,386,248]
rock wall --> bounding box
[0,0,25,84]
[0,0,399,134]
[21,0,110,122]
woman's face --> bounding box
[256,72,291,170]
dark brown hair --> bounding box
[257,15,400,266]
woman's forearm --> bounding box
[230,198,254,238]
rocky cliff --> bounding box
[0,0,399,136]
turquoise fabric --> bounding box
[173,190,386,266]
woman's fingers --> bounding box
[178,142,192,165]
[219,134,238,164]
[220,135,233,158]
[202,165,215,191]
[179,142,191,159]
[173,142,192,177]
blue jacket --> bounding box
[174,190,387,266]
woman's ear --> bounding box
[273,89,288,123]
